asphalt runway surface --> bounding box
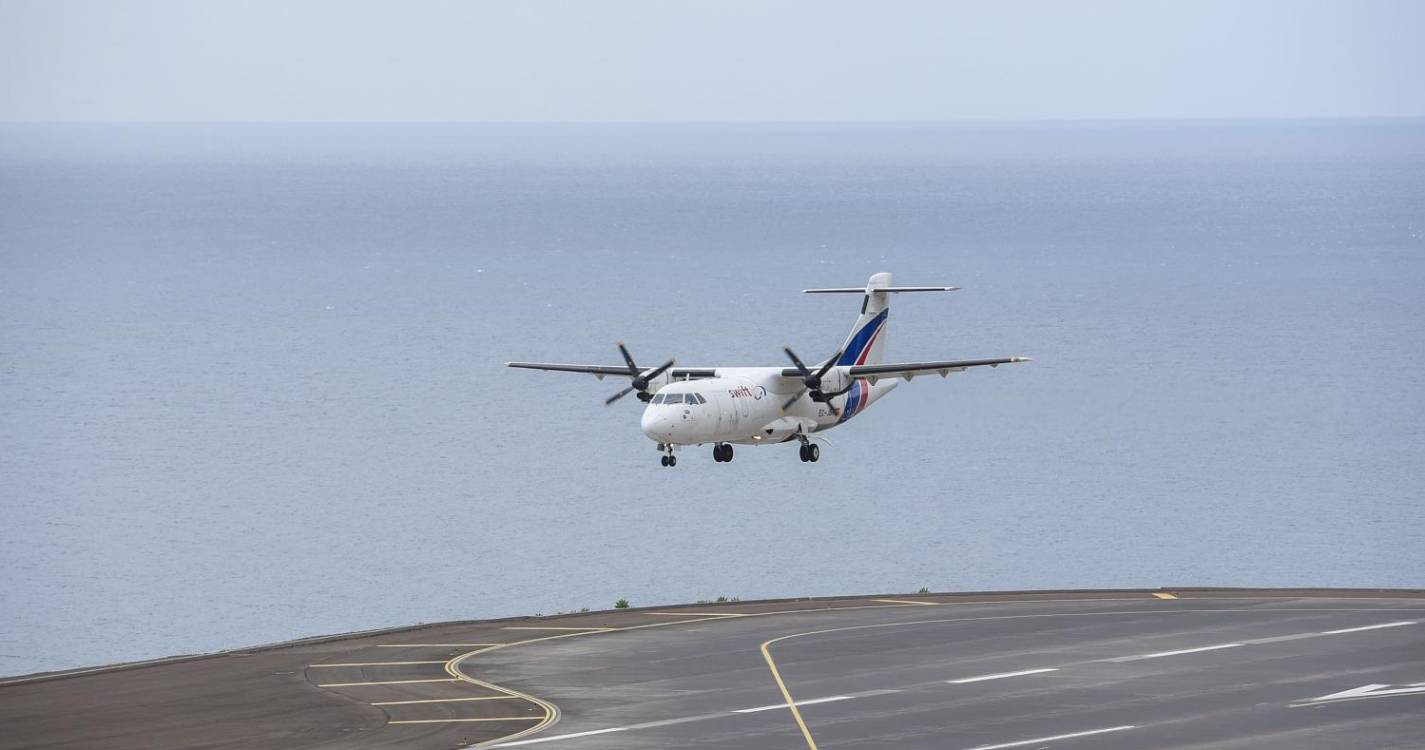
[3,589,1422,749]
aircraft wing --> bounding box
[506,362,719,380]
[847,356,1031,383]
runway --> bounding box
[2,589,1422,749]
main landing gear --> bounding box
[713,443,734,463]
[658,444,677,467]
[797,438,820,463]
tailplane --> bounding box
[803,272,958,367]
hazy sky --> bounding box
[2,0,1422,122]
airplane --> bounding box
[507,272,1029,467]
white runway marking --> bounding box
[963,724,1137,750]
[316,677,459,687]
[493,726,629,746]
[1108,643,1242,661]
[503,626,613,632]
[646,611,748,617]
[733,695,855,712]
[948,668,1059,684]
[390,716,542,724]
[1321,620,1416,635]
[376,643,497,648]
[307,661,445,668]
[373,695,520,706]
[1242,632,1323,645]
[1292,682,1425,707]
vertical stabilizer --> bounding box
[835,272,893,366]
[801,273,958,367]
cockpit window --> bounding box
[653,392,705,405]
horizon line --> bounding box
[3,115,1424,126]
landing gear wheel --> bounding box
[807,443,820,462]
[798,445,809,462]
[668,455,677,467]
[712,444,723,462]
[661,455,670,467]
[713,443,733,462]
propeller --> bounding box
[781,346,842,415]
[604,342,675,406]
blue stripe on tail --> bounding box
[835,309,888,366]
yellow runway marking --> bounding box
[503,626,613,632]
[1153,593,1179,600]
[448,602,936,747]
[759,636,821,750]
[317,677,460,687]
[308,661,446,668]
[373,696,520,706]
[377,643,498,648]
[441,598,1425,747]
[873,598,939,606]
[389,716,543,725]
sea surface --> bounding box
[2,121,1423,677]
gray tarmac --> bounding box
[2,590,1422,749]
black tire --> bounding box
[661,455,669,467]
[712,445,722,462]
[808,443,820,462]
[723,444,733,462]
[669,455,677,467]
[798,445,808,462]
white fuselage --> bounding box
[639,367,897,447]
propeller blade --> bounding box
[814,349,842,379]
[632,358,675,390]
[604,385,635,406]
[616,342,639,376]
[783,346,811,376]
[643,358,675,381]
[782,387,808,411]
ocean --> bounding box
[1,120,1422,677]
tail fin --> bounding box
[835,272,893,366]
[803,273,959,367]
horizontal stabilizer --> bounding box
[803,286,959,294]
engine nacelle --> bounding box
[816,367,852,397]
[641,370,676,396]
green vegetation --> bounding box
[614,598,630,609]
[917,587,930,594]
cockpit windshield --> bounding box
[652,392,706,405]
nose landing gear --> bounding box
[659,444,678,467]
[713,443,734,463]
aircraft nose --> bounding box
[641,407,674,441]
